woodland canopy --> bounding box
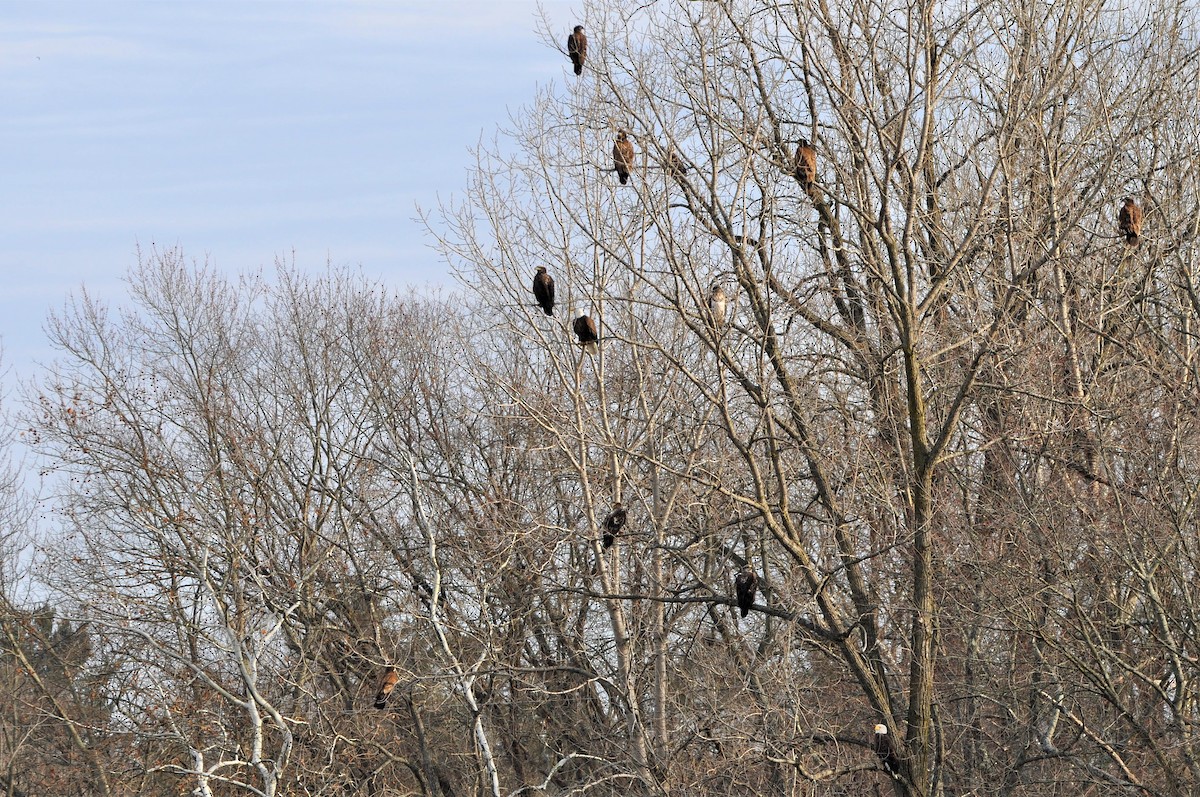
[4,0,1200,795]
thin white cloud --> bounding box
[0,32,151,69]
[310,0,574,40]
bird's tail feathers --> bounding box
[585,341,598,355]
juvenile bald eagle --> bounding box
[602,502,626,549]
[533,267,555,316]
[614,131,635,185]
[666,149,688,179]
[574,314,599,354]
[794,137,817,190]
[567,25,587,75]
[1119,197,1143,245]
[734,566,758,618]
[873,724,902,778]
[374,668,399,709]
[708,283,728,327]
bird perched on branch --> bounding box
[613,130,635,185]
[873,724,902,778]
[374,668,399,709]
[567,25,587,75]
[532,267,555,316]
[666,149,688,178]
[708,283,728,327]
[602,502,626,549]
[574,314,599,354]
[1118,197,1143,246]
[734,566,758,618]
[794,137,817,191]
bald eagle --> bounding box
[1119,197,1143,246]
[533,267,555,316]
[873,724,902,778]
[374,668,399,709]
[666,149,688,179]
[794,138,817,191]
[602,502,626,549]
[567,26,587,75]
[574,315,599,354]
[734,566,758,618]
[614,131,635,185]
[708,283,728,327]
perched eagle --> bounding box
[533,267,555,316]
[602,502,626,549]
[666,149,688,179]
[567,25,587,75]
[873,724,902,778]
[708,283,728,327]
[613,130,635,185]
[1119,197,1143,246]
[734,566,758,618]
[794,137,817,190]
[374,668,399,709]
[574,314,599,354]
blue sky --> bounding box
[1,1,574,380]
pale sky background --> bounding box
[1,0,576,384]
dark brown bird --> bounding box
[873,724,902,778]
[567,25,587,75]
[734,566,758,618]
[613,130,635,185]
[373,668,399,709]
[1118,197,1143,245]
[574,314,599,354]
[794,137,817,190]
[666,149,688,178]
[532,267,555,316]
[602,502,626,549]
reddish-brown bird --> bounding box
[794,137,817,191]
[567,25,587,75]
[574,315,599,354]
[532,267,555,316]
[613,131,635,185]
[373,668,399,709]
[1119,197,1143,246]
[734,566,758,618]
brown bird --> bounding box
[666,149,688,179]
[613,130,635,185]
[708,283,728,327]
[602,502,626,549]
[794,137,817,190]
[873,724,903,779]
[574,314,599,354]
[567,25,587,75]
[1118,197,1143,246]
[734,566,758,618]
[373,668,399,709]
[532,267,555,316]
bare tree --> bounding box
[434,0,1200,795]
[17,1,1200,795]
